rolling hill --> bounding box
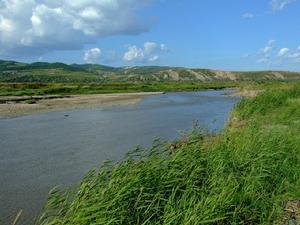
[1,60,300,83]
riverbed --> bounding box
[0,90,239,224]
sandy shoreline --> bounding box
[225,89,261,97]
[0,92,163,119]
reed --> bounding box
[39,83,300,225]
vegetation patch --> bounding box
[37,83,300,225]
[0,82,238,96]
[1,60,300,83]
[24,99,37,104]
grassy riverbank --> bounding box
[38,83,300,225]
[0,82,239,96]
[1,81,297,97]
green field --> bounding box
[37,83,300,224]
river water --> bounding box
[0,90,239,224]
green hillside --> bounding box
[1,60,300,83]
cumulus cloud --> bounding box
[257,41,300,64]
[258,40,276,63]
[261,40,276,55]
[84,48,101,63]
[160,44,169,52]
[277,48,290,57]
[148,55,159,62]
[242,12,254,19]
[270,0,296,11]
[123,45,145,62]
[123,41,167,63]
[144,42,157,53]
[0,0,152,57]
[289,46,300,62]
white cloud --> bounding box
[277,48,290,57]
[270,0,296,11]
[160,43,169,52]
[257,58,269,63]
[257,40,275,63]
[84,48,101,63]
[289,46,300,62]
[261,40,276,56]
[123,45,145,62]
[257,42,300,64]
[0,0,152,57]
[148,55,159,62]
[257,40,276,63]
[242,12,254,19]
[144,42,157,53]
[123,41,168,63]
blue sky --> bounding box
[0,0,299,71]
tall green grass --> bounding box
[39,84,300,225]
[0,82,238,96]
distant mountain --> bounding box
[1,59,300,83]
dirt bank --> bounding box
[0,92,163,118]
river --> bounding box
[0,90,239,224]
